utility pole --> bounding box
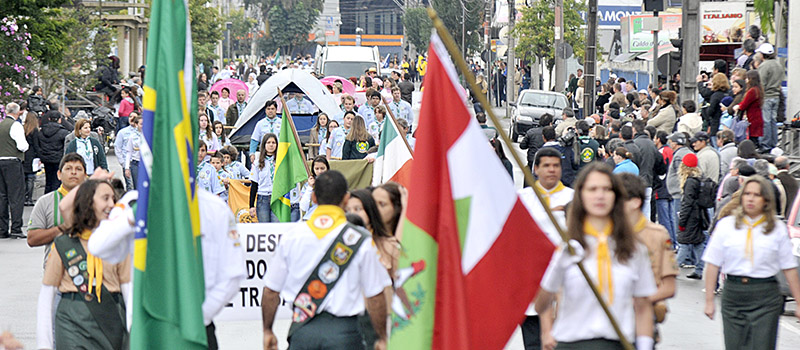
[554,0,565,92]
[651,11,659,90]
[788,0,800,118]
[680,0,699,104]
[584,0,597,115]
[506,0,516,117]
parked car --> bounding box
[508,90,568,142]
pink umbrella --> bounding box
[320,76,356,95]
[210,78,248,97]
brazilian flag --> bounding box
[132,0,206,348]
[270,107,308,222]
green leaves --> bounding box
[404,7,433,52]
[514,0,589,71]
[189,0,223,67]
[257,1,320,54]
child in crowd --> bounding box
[210,151,231,202]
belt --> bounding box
[131,159,139,164]
[0,158,22,162]
[726,275,777,284]
[62,291,122,301]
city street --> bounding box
[0,116,799,349]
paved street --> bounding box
[1,131,800,349]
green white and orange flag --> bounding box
[371,115,412,187]
[388,32,555,350]
[270,107,307,222]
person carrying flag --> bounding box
[261,170,391,350]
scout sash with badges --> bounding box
[54,235,126,349]
[287,223,369,337]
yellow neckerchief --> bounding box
[56,185,69,197]
[741,215,766,265]
[534,180,566,208]
[306,205,347,240]
[633,214,647,233]
[79,229,104,302]
[584,220,614,304]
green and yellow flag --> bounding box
[132,0,206,348]
[270,107,308,222]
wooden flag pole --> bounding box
[426,7,634,350]
[381,99,414,155]
[277,89,312,178]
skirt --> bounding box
[721,278,783,350]
[55,293,127,350]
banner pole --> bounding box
[426,7,633,350]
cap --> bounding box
[721,96,734,107]
[368,67,377,72]
[769,164,778,176]
[610,73,618,79]
[690,131,710,143]
[668,132,688,145]
[756,43,774,55]
[682,153,698,168]
[638,89,648,94]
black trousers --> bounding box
[44,161,61,194]
[521,315,542,350]
[0,159,24,235]
[206,322,218,350]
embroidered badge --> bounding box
[65,249,77,259]
[313,215,334,230]
[79,261,87,271]
[72,275,85,286]
[68,266,79,277]
[343,229,362,246]
[318,261,340,284]
[331,243,353,266]
[292,293,316,322]
[308,280,328,299]
[79,284,88,293]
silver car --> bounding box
[508,90,568,142]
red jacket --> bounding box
[738,88,763,138]
[118,98,135,118]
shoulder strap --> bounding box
[287,223,369,337]
[54,236,126,348]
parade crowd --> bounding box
[0,24,799,350]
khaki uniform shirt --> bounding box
[42,238,131,293]
[636,220,679,286]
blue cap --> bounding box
[721,96,734,107]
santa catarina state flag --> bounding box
[388,32,556,350]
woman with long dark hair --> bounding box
[308,113,329,158]
[703,176,800,349]
[36,179,129,350]
[23,111,41,206]
[249,133,278,222]
[536,162,655,349]
[733,70,764,146]
[299,156,330,220]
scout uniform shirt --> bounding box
[703,216,798,278]
[367,119,384,145]
[286,97,315,115]
[249,154,275,196]
[217,168,232,202]
[633,215,679,287]
[388,99,413,127]
[517,181,574,317]
[357,104,377,127]
[251,116,281,151]
[28,186,70,268]
[197,161,225,195]
[327,127,349,159]
[43,238,131,293]
[264,205,391,316]
[225,161,250,180]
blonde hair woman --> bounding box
[342,115,375,160]
[703,175,800,349]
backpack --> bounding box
[732,116,750,143]
[696,177,718,209]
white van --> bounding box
[314,46,382,78]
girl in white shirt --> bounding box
[249,133,278,222]
[199,113,221,156]
[536,162,656,350]
[702,175,800,349]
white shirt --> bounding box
[249,154,274,195]
[88,190,246,325]
[703,216,798,277]
[388,99,413,127]
[115,126,134,165]
[546,240,656,343]
[1,117,29,160]
[264,215,391,316]
[286,98,315,114]
[518,184,574,316]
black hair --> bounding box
[221,87,230,94]
[620,125,633,140]
[632,119,646,134]
[368,90,382,100]
[210,90,219,97]
[349,189,389,238]
[476,112,487,124]
[616,172,646,209]
[311,155,330,178]
[264,100,277,109]
[60,152,87,172]
[66,180,115,237]
[714,59,728,74]
[534,147,562,167]
[738,164,756,177]
[576,120,591,135]
[743,38,756,53]
[542,126,556,141]
[645,125,657,139]
[314,170,348,205]
[655,130,669,145]
[681,100,696,113]
[610,120,622,132]
[346,213,365,227]
[538,113,554,127]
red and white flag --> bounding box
[371,116,413,187]
[388,32,556,350]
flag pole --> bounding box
[426,7,634,350]
[277,89,312,178]
[381,100,414,155]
